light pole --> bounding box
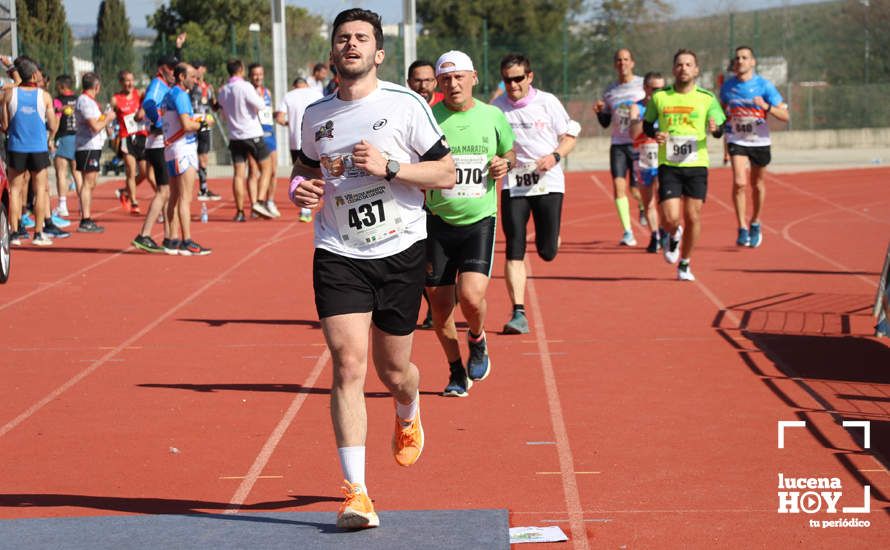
[249,22,261,63]
[861,0,870,85]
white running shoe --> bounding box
[53,205,69,217]
[32,232,53,246]
[619,230,637,247]
[663,226,683,264]
[252,201,274,219]
[677,262,696,281]
[266,200,281,218]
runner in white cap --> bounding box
[426,49,515,396]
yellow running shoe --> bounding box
[392,409,424,467]
[336,480,379,529]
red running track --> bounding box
[0,168,887,547]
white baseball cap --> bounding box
[435,50,475,76]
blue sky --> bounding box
[64,0,827,27]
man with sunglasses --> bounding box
[492,53,579,334]
[593,48,646,247]
[427,50,515,397]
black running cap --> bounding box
[157,54,179,68]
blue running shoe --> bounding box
[736,227,750,247]
[51,214,71,228]
[466,333,491,381]
[749,222,763,248]
[442,363,472,397]
[21,212,35,229]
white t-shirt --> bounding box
[492,89,574,195]
[74,94,107,151]
[300,80,445,259]
[601,76,645,145]
[216,76,265,140]
[277,87,324,151]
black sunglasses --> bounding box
[502,74,527,84]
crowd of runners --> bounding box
[2,7,790,530]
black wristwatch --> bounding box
[385,158,400,181]
[552,152,561,163]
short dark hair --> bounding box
[15,57,40,82]
[614,48,634,62]
[407,59,434,79]
[173,63,190,83]
[313,62,327,74]
[226,59,243,76]
[292,77,307,87]
[500,53,531,74]
[248,62,263,74]
[192,60,206,69]
[56,74,74,90]
[81,72,100,91]
[643,71,664,87]
[117,69,132,82]
[331,8,384,50]
[673,48,698,65]
[735,45,755,58]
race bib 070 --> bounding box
[442,154,488,199]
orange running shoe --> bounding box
[117,189,131,212]
[336,480,379,529]
[392,408,424,467]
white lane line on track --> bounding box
[224,348,330,514]
[0,201,230,313]
[0,222,305,439]
[590,171,878,290]
[525,259,589,550]
[765,172,890,225]
[706,194,878,289]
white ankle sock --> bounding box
[338,446,365,489]
[396,393,419,424]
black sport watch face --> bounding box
[386,159,400,177]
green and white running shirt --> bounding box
[644,85,726,168]
[427,100,514,226]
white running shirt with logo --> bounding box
[493,89,573,195]
[601,76,645,145]
[300,80,445,260]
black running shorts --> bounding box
[7,151,50,172]
[728,143,771,167]
[124,134,147,161]
[75,149,102,173]
[610,143,638,186]
[425,215,496,286]
[501,190,563,262]
[145,147,169,186]
[229,136,270,164]
[658,165,708,202]
[313,240,426,336]
[196,131,211,155]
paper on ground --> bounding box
[509,526,568,544]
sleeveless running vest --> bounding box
[8,86,48,153]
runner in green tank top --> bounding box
[425,50,515,398]
[638,49,725,282]
[427,94,513,225]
